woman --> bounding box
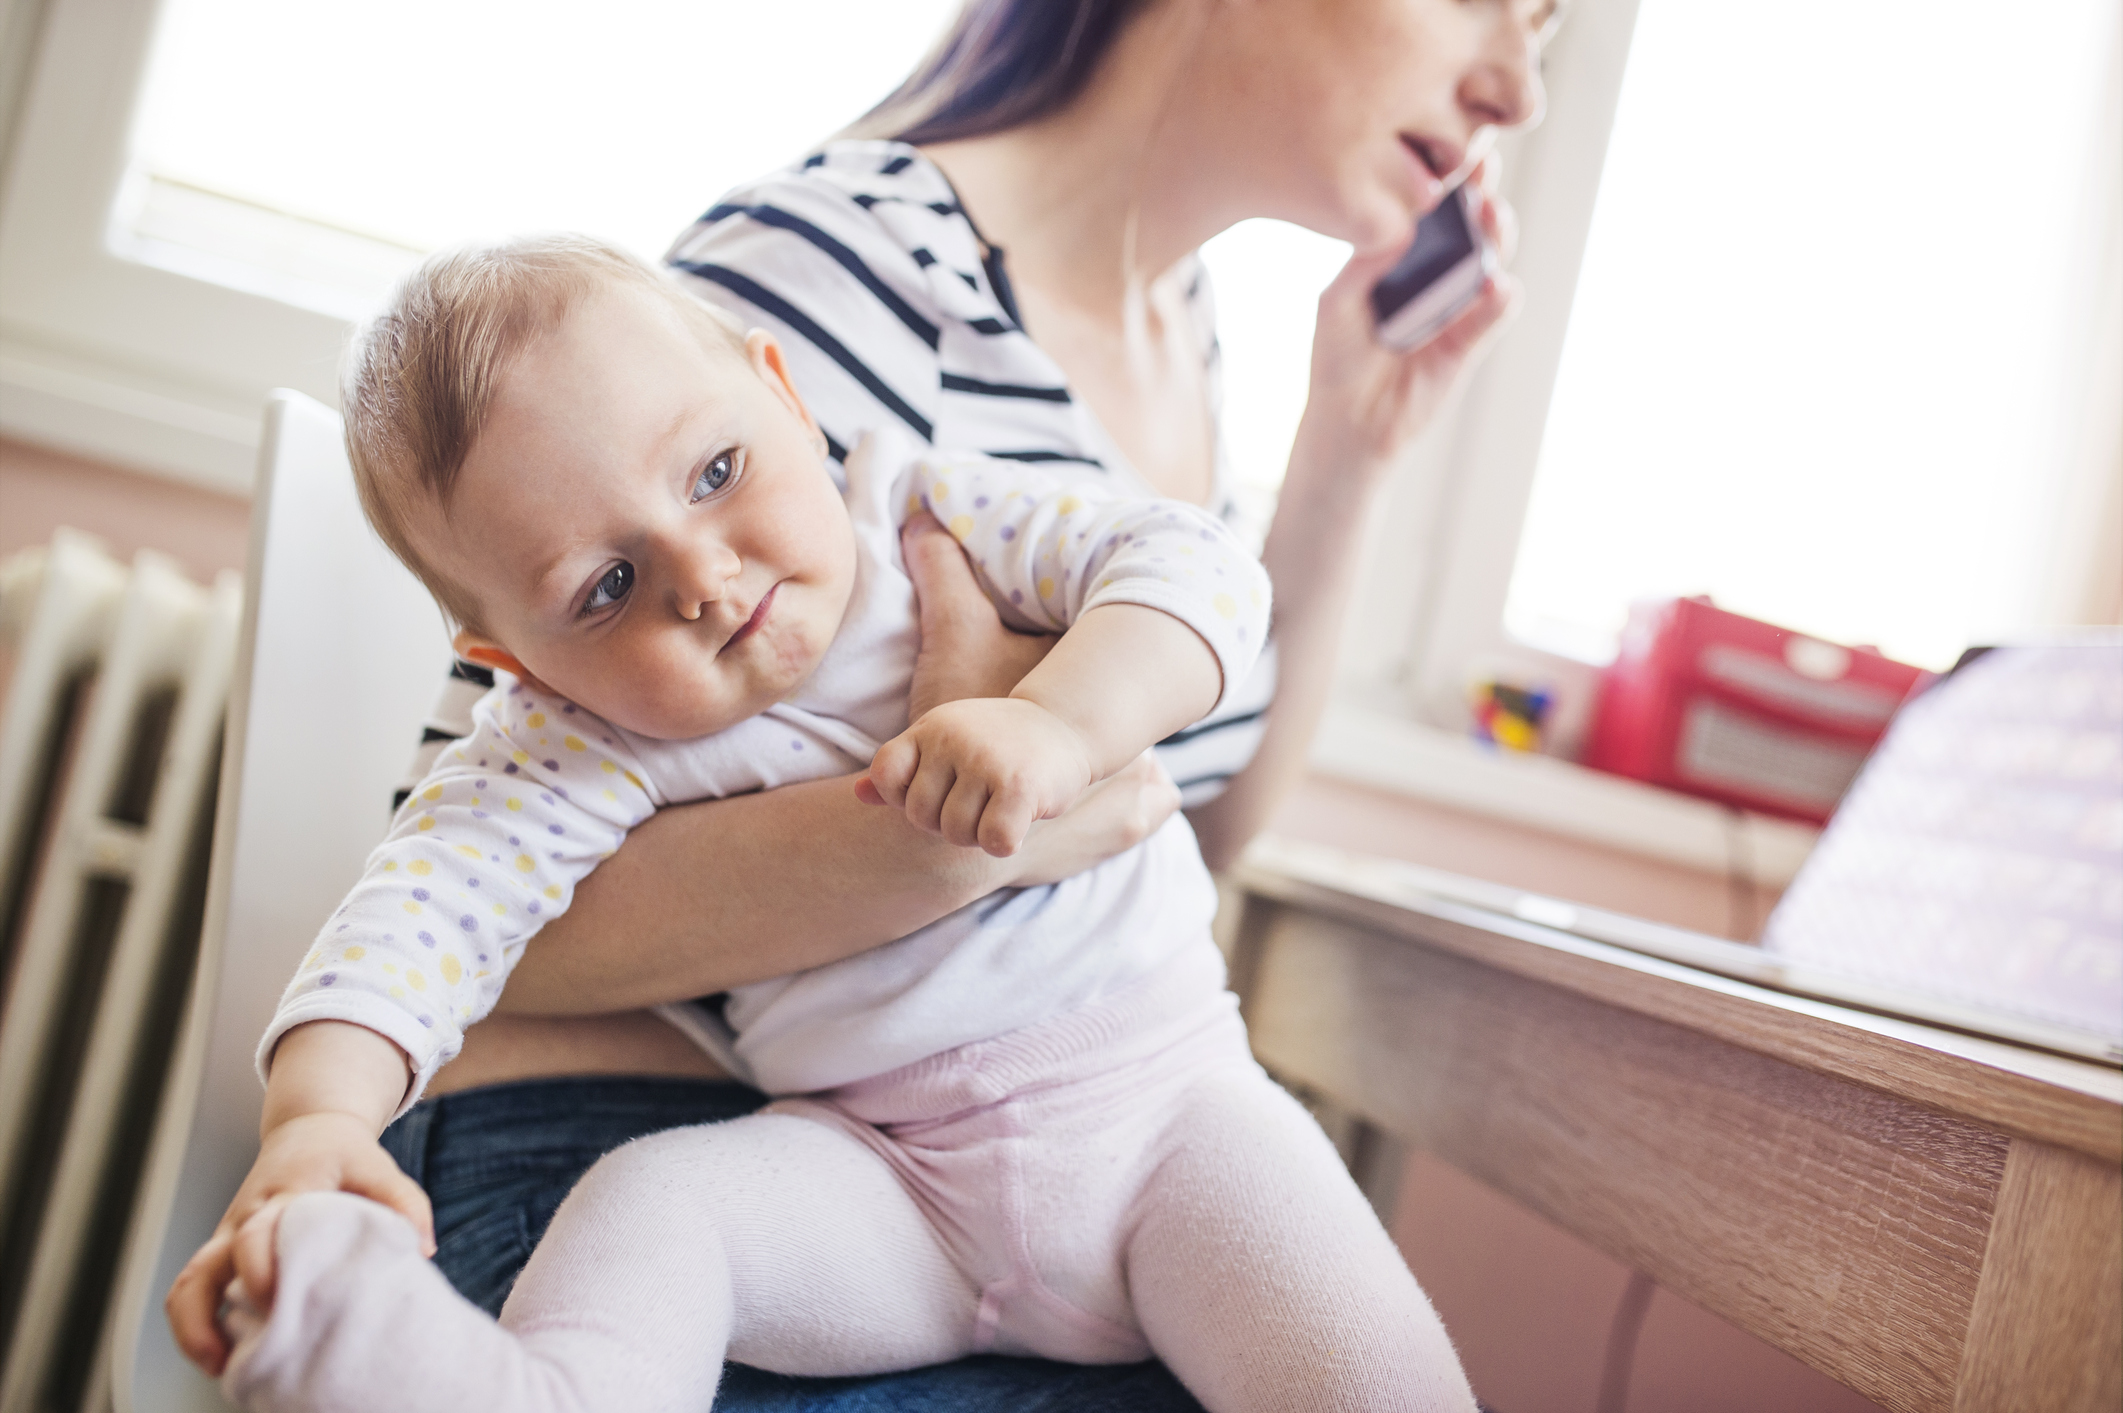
[174,0,1546,1403]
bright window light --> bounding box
[130,0,961,280]
[128,0,1343,514]
[1506,0,2119,670]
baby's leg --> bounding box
[226,1113,980,1413]
[1125,1068,1476,1413]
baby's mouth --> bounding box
[719,582,778,655]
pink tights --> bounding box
[225,950,1477,1412]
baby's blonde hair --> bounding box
[343,233,747,629]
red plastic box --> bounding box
[1583,597,1933,823]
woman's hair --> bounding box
[847,0,1153,146]
[343,233,745,629]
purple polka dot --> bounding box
[467,878,480,888]
[382,933,395,942]
[418,931,436,947]
[974,496,989,508]
[540,794,555,805]
[1000,526,1016,540]
[478,952,490,962]
[319,972,337,987]
[1199,529,1213,540]
[459,914,478,931]
[509,684,523,695]
[412,888,430,901]
[554,786,568,799]
[418,1015,433,1027]
[1010,590,1023,604]
[508,836,521,846]
[543,760,559,771]
[478,759,488,767]
[490,853,500,862]
[562,704,576,714]
[600,736,612,745]
[475,779,487,789]
[525,904,540,917]
[790,739,804,751]
[504,763,519,775]
[336,923,349,932]
[548,824,564,835]
[472,810,488,819]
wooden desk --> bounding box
[1228,845,2123,1413]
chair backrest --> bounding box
[106,390,451,1413]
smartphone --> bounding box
[1370,183,1495,351]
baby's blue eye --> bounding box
[691,451,737,503]
[584,561,633,614]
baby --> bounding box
[190,236,1475,1413]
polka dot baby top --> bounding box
[261,428,1270,1109]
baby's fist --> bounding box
[865,699,1092,856]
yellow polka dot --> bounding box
[409,859,433,876]
[441,955,463,985]
[1213,593,1237,619]
[527,711,546,728]
[403,901,422,914]
[422,784,443,801]
[931,480,949,500]
[407,969,427,992]
[468,796,480,806]
[456,844,481,859]
[544,885,562,900]
[564,735,585,752]
[515,853,535,872]
[417,815,436,831]
[303,950,322,970]
[1057,495,1081,515]
[1038,577,1055,599]
[492,902,506,916]
[512,751,529,765]
[600,759,617,774]
[382,860,398,872]
[947,514,974,541]
[389,985,406,999]
[344,945,366,960]
[623,770,644,790]
[906,492,923,517]
[603,789,618,801]
[507,798,523,812]
[380,962,394,974]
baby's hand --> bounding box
[862,698,1094,856]
[166,1111,432,1376]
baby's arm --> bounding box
[867,458,1270,855]
[168,689,656,1373]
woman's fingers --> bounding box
[165,1230,237,1375]
[902,511,1055,717]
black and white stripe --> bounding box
[403,139,1272,809]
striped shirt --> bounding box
[401,138,1275,810]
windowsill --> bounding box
[1309,701,1821,888]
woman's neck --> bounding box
[920,0,1248,325]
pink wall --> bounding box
[0,437,251,580]
[4,441,1883,1412]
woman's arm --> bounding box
[498,516,1179,1015]
[1188,173,1522,871]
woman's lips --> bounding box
[720,582,777,655]
[1400,135,1450,213]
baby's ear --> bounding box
[451,631,534,684]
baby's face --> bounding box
[428,285,857,739]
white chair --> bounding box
[103,391,451,1413]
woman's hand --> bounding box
[1294,156,1523,491]
[902,511,1053,717]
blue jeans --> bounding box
[381,1075,1204,1411]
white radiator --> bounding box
[0,530,240,1413]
